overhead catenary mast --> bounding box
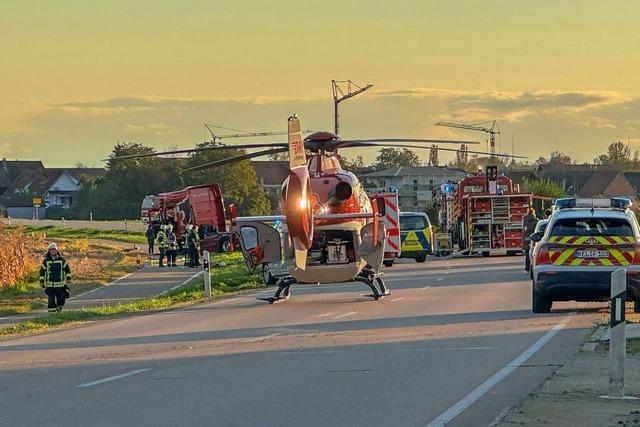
[332,80,373,135]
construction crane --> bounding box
[204,124,316,142]
[435,121,500,155]
[332,79,373,135]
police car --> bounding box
[398,212,433,263]
[530,197,640,313]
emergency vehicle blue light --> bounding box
[389,187,398,193]
[554,198,576,210]
[611,197,632,209]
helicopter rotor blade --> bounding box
[337,138,480,145]
[105,143,288,161]
[340,142,527,159]
[181,147,289,172]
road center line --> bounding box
[425,312,576,427]
[77,368,150,388]
[436,277,444,281]
[334,311,358,319]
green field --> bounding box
[19,225,147,244]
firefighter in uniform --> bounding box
[522,207,539,272]
[156,225,168,267]
[39,243,72,313]
[166,224,178,267]
[187,225,201,268]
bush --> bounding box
[0,223,45,288]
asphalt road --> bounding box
[0,256,606,426]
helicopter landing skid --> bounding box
[257,276,296,304]
[355,268,389,300]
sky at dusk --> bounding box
[1,0,640,167]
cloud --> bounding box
[124,122,174,135]
[372,88,628,122]
[53,95,322,115]
[0,88,639,166]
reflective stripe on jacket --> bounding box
[156,230,168,248]
[39,255,72,287]
[167,232,177,250]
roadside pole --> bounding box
[608,268,626,398]
[203,250,211,300]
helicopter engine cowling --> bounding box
[283,167,314,250]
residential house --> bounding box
[536,164,600,196]
[0,168,105,218]
[0,159,44,195]
[361,166,467,210]
[578,170,636,199]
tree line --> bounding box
[58,142,270,220]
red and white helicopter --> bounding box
[113,115,522,303]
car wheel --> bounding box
[532,286,552,313]
[383,260,394,267]
[415,254,427,263]
[482,251,490,257]
[634,299,640,314]
[219,237,231,253]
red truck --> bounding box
[440,167,533,257]
[141,184,234,253]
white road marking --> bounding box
[426,312,576,427]
[436,277,444,281]
[77,368,150,388]
[248,333,282,343]
[313,312,334,318]
[334,311,358,319]
[443,271,450,275]
[422,285,432,290]
[390,297,405,302]
[157,270,204,296]
[70,273,134,300]
[215,297,242,304]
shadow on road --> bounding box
[0,306,604,353]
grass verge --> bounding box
[0,252,261,336]
[18,225,146,244]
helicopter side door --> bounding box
[359,222,386,273]
[237,222,283,272]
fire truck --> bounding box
[141,184,234,253]
[440,166,532,257]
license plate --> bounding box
[575,249,609,259]
[327,244,348,264]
